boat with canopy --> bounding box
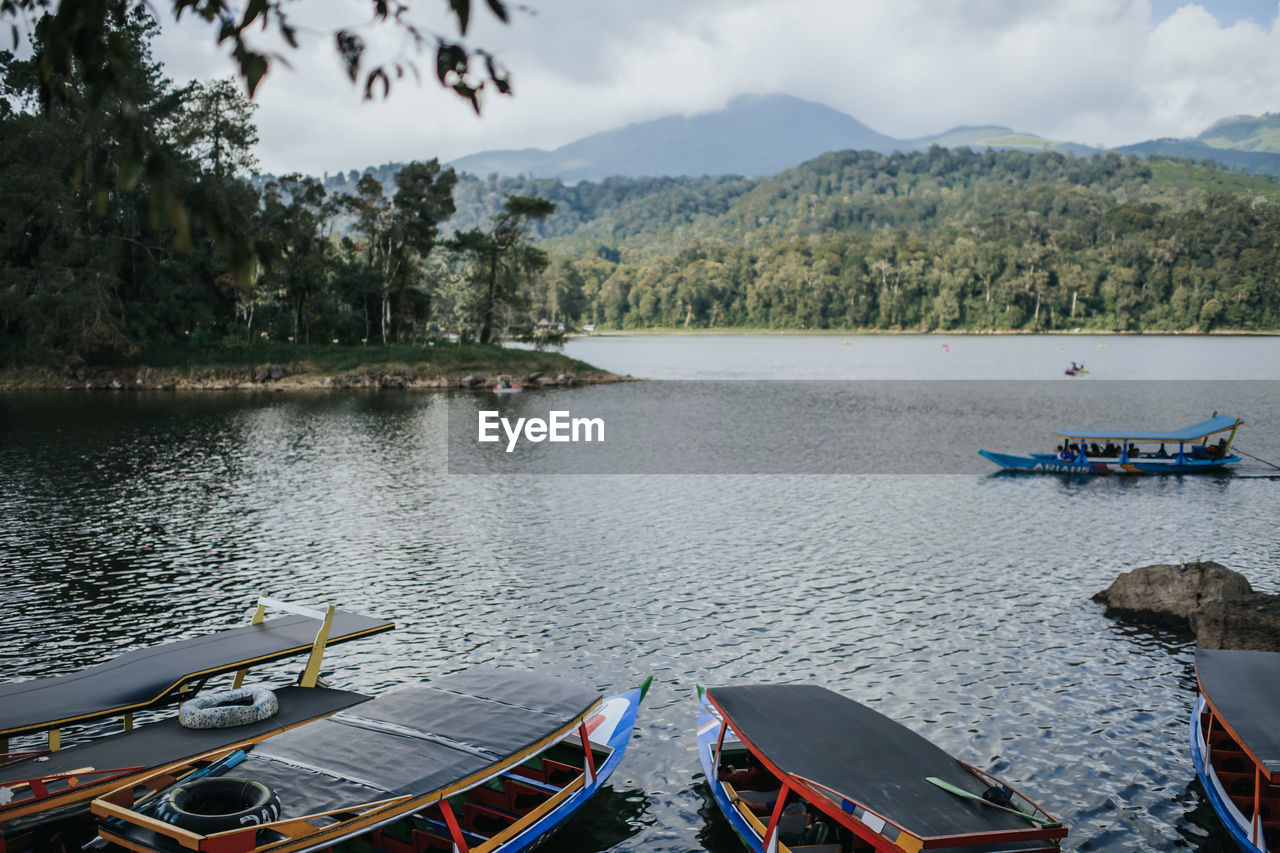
[0,597,393,851]
[1191,649,1280,853]
[979,414,1243,474]
[93,667,649,853]
[697,684,1066,853]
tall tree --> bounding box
[341,160,456,344]
[448,195,555,344]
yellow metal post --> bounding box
[298,605,336,688]
[49,728,60,752]
[232,600,270,689]
[123,712,134,732]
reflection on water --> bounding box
[2,336,1279,853]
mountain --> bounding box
[908,125,1101,156]
[312,98,1280,194]
[1196,113,1280,153]
[1113,137,1280,175]
[448,94,899,181]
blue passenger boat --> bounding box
[697,684,1066,853]
[94,668,649,853]
[979,414,1243,474]
[1191,649,1280,853]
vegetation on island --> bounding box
[0,13,571,379]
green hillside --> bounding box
[494,148,1280,333]
[1198,113,1280,153]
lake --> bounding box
[2,333,1278,852]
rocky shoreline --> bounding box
[0,364,631,392]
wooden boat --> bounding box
[93,668,650,853]
[697,684,1066,853]
[0,598,392,851]
[1191,649,1280,853]
[979,414,1244,474]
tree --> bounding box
[448,195,555,344]
[341,160,456,344]
[171,78,259,180]
[259,174,335,344]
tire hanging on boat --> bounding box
[152,777,281,834]
[179,687,278,729]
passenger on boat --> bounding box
[1127,443,1140,458]
[1102,442,1118,457]
[1090,443,1103,457]
[730,790,780,816]
[1210,438,1228,458]
[1156,444,1170,458]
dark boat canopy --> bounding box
[236,667,601,816]
[1197,649,1280,776]
[0,610,393,738]
[1053,415,1241,443]
[708,684,1033,840]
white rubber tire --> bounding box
[179,687,278,729]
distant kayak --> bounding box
[493,384,523,394]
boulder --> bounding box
[1192,595,1280,652]
[555,373,577,386]
[1093,561,1252,629]
[460,374,483,389]
[253,365,270,382]
[268,364,284,380]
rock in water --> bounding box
[1192,595,1280,652]
[1093,561,1252,629]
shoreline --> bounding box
[571,327,1280,337]
[0,362,629,393]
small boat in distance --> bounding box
[493,375,523,394]
[95,668,649,853]
[697,683,1066,853]
[1064,361,1088,375]
[979,414,1244,474]
[1191,649,1280,853]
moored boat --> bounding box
[0,598,392,851]
[93,668,650,853]
[493,376,522,394]
[697,684,1066,853]
[979,414,1244,474]
[1191,649,1280,853]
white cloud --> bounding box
[144,0,1280,175]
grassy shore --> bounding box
[0,342,625,391]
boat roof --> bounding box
[0,610,393,738]
[707,684,1039,841]
[1197,649,1280,776]
[234,667,600,816]
[1053,415,1240,442]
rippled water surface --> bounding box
[3,334,1279,852]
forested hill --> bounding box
[473,148,1280,332]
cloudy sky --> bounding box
[149,0,1280,176]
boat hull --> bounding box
[1191,694,1265,853]
[980,449,1239,474]
[492,685,643,853]
[697,693,765,853]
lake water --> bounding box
[3,334,1279,852]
